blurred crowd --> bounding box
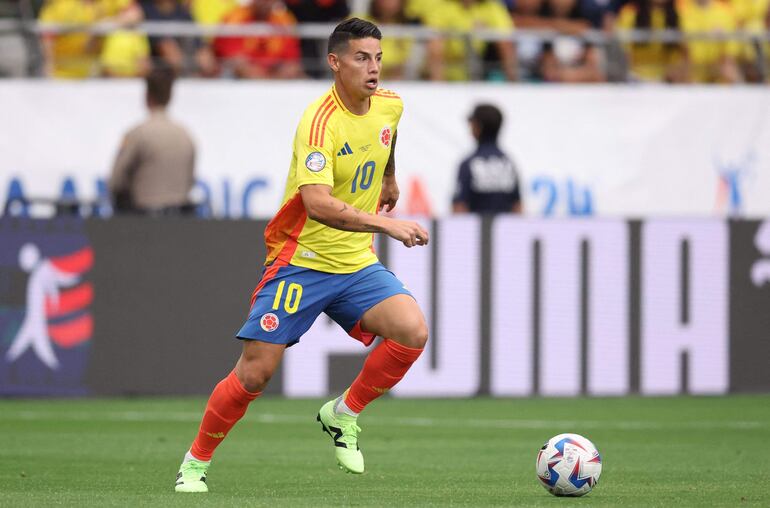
[2,0,770,82]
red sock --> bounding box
[344,339,423,413]
[189,370,261,461]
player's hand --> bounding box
[385,219,429,248]
[379,175,400,213]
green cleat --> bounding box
[175,458,209,493]
[317,399,365,474]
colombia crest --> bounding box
[379,126,392,148]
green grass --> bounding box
[0,396,768,507]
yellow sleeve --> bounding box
[718,4,741,56]
[406,0,443,22]
[39,1,62,22]
[100,0,132,17]
[293,107,336,188]
[482,1,514,31]
[617,5,636,29]
[678,5,696,32]
[100,32,149,75]
[394,97,405,127]
[423,0,453,28]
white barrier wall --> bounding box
[2,81,770,218]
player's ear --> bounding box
[328,53,340,73]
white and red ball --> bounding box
[535,433,602,497]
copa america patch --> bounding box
[379,125,392,148]
[305,151,326,172]
[260,313,279,332]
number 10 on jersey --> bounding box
[351,161,376,193]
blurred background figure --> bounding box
[214,0,304,79]
[425,0,518,82]
[537,0,606,82]
[510,0,549,80]
[728,0,769,82]
[38,0,143,78]
[677,0,742,83]
[139,0,218,76]
[99,23,151,77]
[190,0,237,25]
[285,0,349,77]
[578,0,618,29]
[361,0,421,81]
[615,0,686,82]
[452,104,523,215]
[0,1,29,77]
[109,67,197,216]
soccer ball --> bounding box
[535,433,602,497]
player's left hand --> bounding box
[379,176,399,213]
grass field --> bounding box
[1,396,768,507]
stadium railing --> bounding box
[0,19,768,81]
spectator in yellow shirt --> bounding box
[616,0,686,82]
[361,0,420,80]
[729,0,770,81]
[39,0,142,78]
[100,30,151,77]
[425,0,518,81]
[191,0,238,24]
[678,0,742,82]
[405,0,444,20]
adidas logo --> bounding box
[337,142,353,157]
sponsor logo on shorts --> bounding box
[260,313,279,332]
[305,151,326,172]
[380,126,392,148]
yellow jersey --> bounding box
[678,0,739,81]
[424,0,514,81]
[191,0,237,24]
[99,31,149,77]
[729,0,770,60]
[264,85,404,274]
[617,5,683,81]
[39,0,132,78]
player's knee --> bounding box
[238,365,274,393]
[395,319,428,349]
[412,322,429,349]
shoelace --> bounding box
[339,422,362,448]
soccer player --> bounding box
[175,17,430,493]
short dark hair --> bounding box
[146,67,174,107]
[469,104,504,143]
[328,17,382,55]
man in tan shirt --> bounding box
[109,67,196,215]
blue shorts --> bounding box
[236,262,413,347]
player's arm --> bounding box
[379,131,399,212]
[300,183,429,248]
[108,133,139,196]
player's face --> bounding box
[334,38,382,97]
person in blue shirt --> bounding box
[452,104,523,214]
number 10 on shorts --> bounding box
[272,281,303,314]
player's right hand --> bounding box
[386,219,430,248]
